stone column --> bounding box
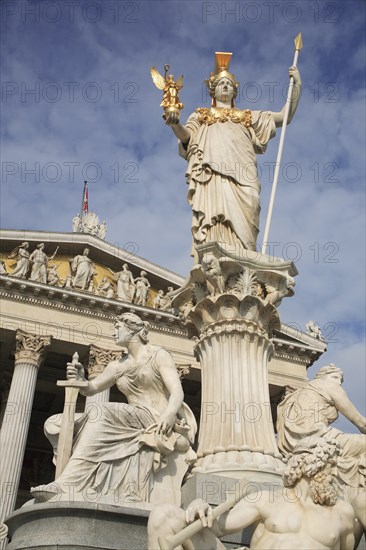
[84,345,121,411]
[191,294,283,478]
[0,330,51,532]
[173,243,297,482]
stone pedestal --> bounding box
[173,242,297,481]
[0,330,51,548]
[5,502,149,550]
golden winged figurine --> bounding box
[151,65,184,120]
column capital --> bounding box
[85,345,122,380]
[14,329,52,368]
[172,242,297,332]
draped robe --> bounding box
[179,109,276,254]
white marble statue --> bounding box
[72,214,81,232]
[82,211,99,235]
[71,248,95,290]
[306,319,324,340]
[134,271,151,307]
[160,286,174,312]
[201,253,225,296]
[47,264,60,286]
[95,276,114,299]
[31,313,197,506]
[165,53,301,257]
[264,279,295,307]
[97,220,107,239]
[154,290,165,309]
[8,242,30,279]
[108,264,135,302]
[277,364,366,502]
[148,435,356,550]
[154,288,175,312]
[29,243,58,284]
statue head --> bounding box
[283,435,340,506]
[205,52,239,107]
[314,364,343,385]
[114,312,150,345]
[83,248,90,256]
[37,243,44,250]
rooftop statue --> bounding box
[95,276,114,299]
[29,243,58,284]
[154,52,301,258]
[148,436,356,550]
[8,242,30,279]
[31,313,196,507]
[71,247,95,290]
[133,270,151,307]
[108,263,135,302]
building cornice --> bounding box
[0,275,188,338]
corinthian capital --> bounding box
[14,329,52,367]
[85,345,122,380]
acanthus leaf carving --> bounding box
[14,329,52,366]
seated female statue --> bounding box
[31,313,196,507]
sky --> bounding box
[1,0,365,432]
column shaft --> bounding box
[0,330,51,536]
[0,362,38,520]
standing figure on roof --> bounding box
[163,52,301,258]
[29,243,58,284]
[8,242,30,279]
[71,248,95,290]
[134,271,151,307]
[109,263,136,303]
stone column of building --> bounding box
[84,345,121,411]
[0,329,52,540]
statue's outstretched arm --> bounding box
[164,111,190,144]
[170,122,190,143]
[79,360,118,397]
[271,66,302,127]
[331,385,366,433]
[216,498,261,536]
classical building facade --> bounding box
[0,228,326,525]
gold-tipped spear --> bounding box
[261,33,303,255]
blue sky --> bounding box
[1,0,365,431]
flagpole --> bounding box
[78,180,88,232]
[261,33,303,256]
